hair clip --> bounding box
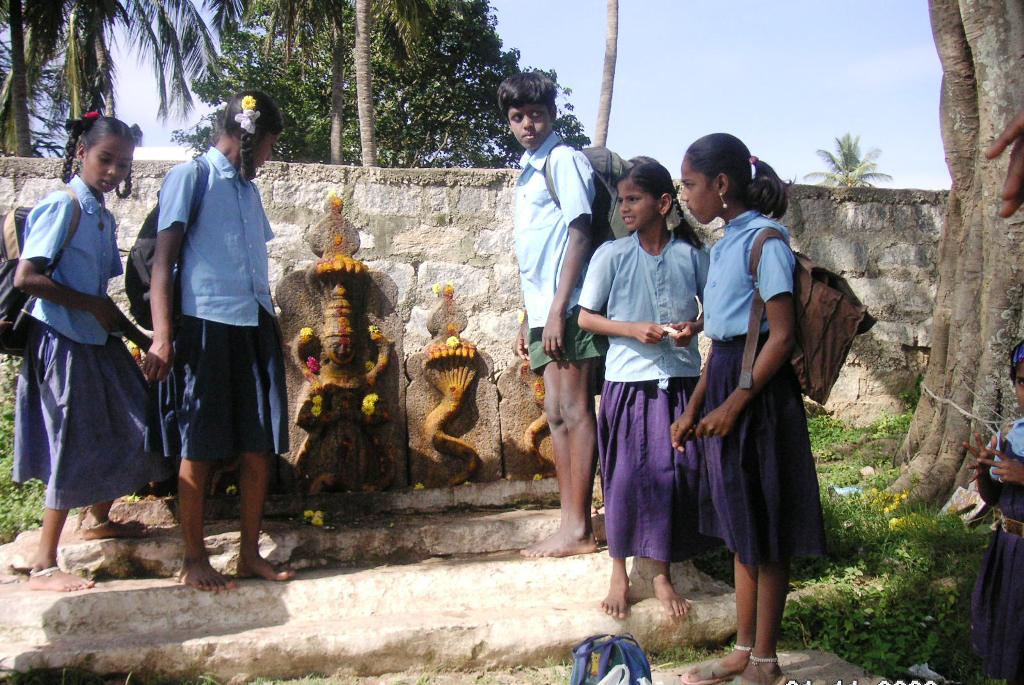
[83,111,100,121]
[749,155,759,179]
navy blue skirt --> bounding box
[148,307,289,460]
[15,320,171,509]
[698,338,826,565]
[598,378,720,562]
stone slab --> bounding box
[0,509,604,579]
[496,360,555,481]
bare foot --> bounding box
[237,554,295,582]
[180,557,236,592]
[80,519,148,540]
[520,530,599,558]
[653,573,691,619]
[27,567,95,592]
[679,649,750,685]
[600,574,630,619]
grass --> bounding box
[0,381,44,544]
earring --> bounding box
[719,192,728,210]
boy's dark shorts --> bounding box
[527,307,607,372]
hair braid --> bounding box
[115,124,143,199]
[61,120,85,183]
[670,196,703,249]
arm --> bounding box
[986,109,1024,218]
[543,217,591,359]
[14,259,120,332]
[577,306,666,344]
[141,224,184,381]
[695,293,795,438]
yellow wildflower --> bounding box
[310,511,325,527]
[303,510,314,520]
[311,395,323,417]
[446,335,461,349]
[432,283,442,296]
[414,482,426,490]
[327,190,344,211]
[241,95,258,111]
[533,473,543,481]
[368,324,381,336]
[225,485,238,496]
[365,361,375,372]
[517,311,525,324]
[361,393,379,417]
[299,327,315,340]
[888,517,904,531]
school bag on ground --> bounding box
[569,633,653,685]
[124,155,210,330]
[544,145,632,246]
[740,227,876,405]
[0,187,82,355]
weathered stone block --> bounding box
[497,361,554,480]
[353,182,422,215]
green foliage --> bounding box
[0,381,44,544]
[173,0,589,167]
[804,133,893,188]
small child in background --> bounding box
[966,340,1024,685]
[578,158,719,620]
[672,133,826,685]
[14,113,170,592]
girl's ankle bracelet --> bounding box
[750,655,778,664]
[734,644,753,653]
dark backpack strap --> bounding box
[46,187,83,273]
[542,142,566,209]
[187,156,211,229]
[738,228,787,389]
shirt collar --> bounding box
[206,147,239,179]
[631,230,678,254]
[519,132,564,172]
[69,176,102,215]
[723,210,760,232]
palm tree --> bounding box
[1,0,235,154]
[7,0,32,155]
[352,0,434,166]
[593,0,617,148]
[804,133,893,188]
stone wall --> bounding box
[0,158,946,426]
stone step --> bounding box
[0,551,729,645]
[0,509,608,580]
[1,579,736,681]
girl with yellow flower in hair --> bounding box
[142,91,294,592]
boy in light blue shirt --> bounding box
[499,72,605,558]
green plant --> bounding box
[0,400,45,543]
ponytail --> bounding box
[218,91,284,181]
[685,133,790,219]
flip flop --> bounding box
[679,660,745,685]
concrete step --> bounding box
[0,553,735,681]
[2,590,735,681]
[0,509,608,580]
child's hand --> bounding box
[987,108,1024,217]
[671,410,697,451]
[665,322,697,347]
[630,322,667,345]
[514,321,529,361]
[143,336,174,382]
[696,399,741,438]
[543,311,566,360]
[967,431,1024,486]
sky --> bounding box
[113,0,951,190]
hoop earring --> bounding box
[719,192,728,210]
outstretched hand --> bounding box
[965,432,1024,486]
[987,109,1024,218]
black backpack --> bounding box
[0,187,81,355]
[543,145,632,246]
[125,156,210,330]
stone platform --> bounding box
[0,497,738,681]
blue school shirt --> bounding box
[578,233,709,385]
[703,211,796,341]
[22,176,122,345]
[514,133,596,328]
[157,148,275,326]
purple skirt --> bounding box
[14,320,171,510]
[698,339,825,565]
[971,462,1024,680]
[598,377,721,562]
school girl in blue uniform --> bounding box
[578,159,719,620]
[673,133,825,685]
[14,114,170,591]
[143,91,293,592]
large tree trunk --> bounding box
[94,31,115,117]
[893,0,1024,502]
[353,0,377,166]
[9,0,32,156]
[330,18,345,165]
[593,0,617,148]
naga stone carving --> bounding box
[406,284,501,488]
[497,359,556,480]
[276,192,407,493]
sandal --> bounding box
[722,655,786,685]
[679,646,752,685]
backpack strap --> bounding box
[738,228,788,389]
[542,142,566,209]
[48,187,83,274]
[186,156,211,230]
